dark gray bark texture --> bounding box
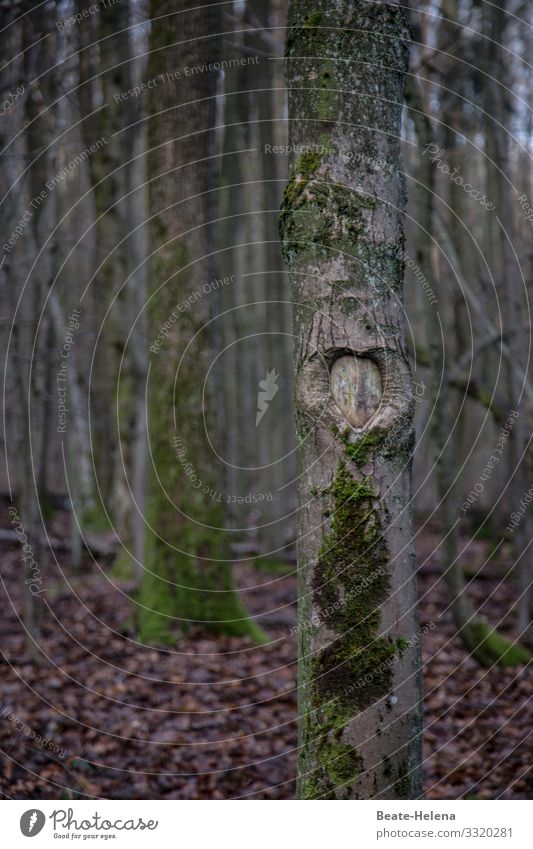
[280,0,423,799]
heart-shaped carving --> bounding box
[330,355,382,427]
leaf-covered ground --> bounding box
[0,508,530,799]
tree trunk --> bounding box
[281,0,422,798]
[246,0,296,560]
[137,0,264,644]
[0,5,43,660]
[76,1,129,521]
[483,1,533,633]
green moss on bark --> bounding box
[303,10,322,29]
[461,617,531,667]
[284,0,418,800]
[335,426,389,468]
[299,456,405,796]
[138,160,264,645]
[323,740,364,786]
[394,759,411,799]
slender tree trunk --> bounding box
[76,3,149,580]
[281,0,422,798]
[77,1,129,520]
[217,5,294,557]
[22,3,60,588]
[0,6,42,660]
[483,1,533,632]
[123,25,149,589]
[218,29,261,538]
[245,0,295,559]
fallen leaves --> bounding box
[0,508,530,799]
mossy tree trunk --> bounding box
[280,0,423,798]
[137,0,264,644]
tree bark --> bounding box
[281,0,422,798]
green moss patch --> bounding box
[462,617,531,667]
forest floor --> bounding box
[0,505,531,799]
